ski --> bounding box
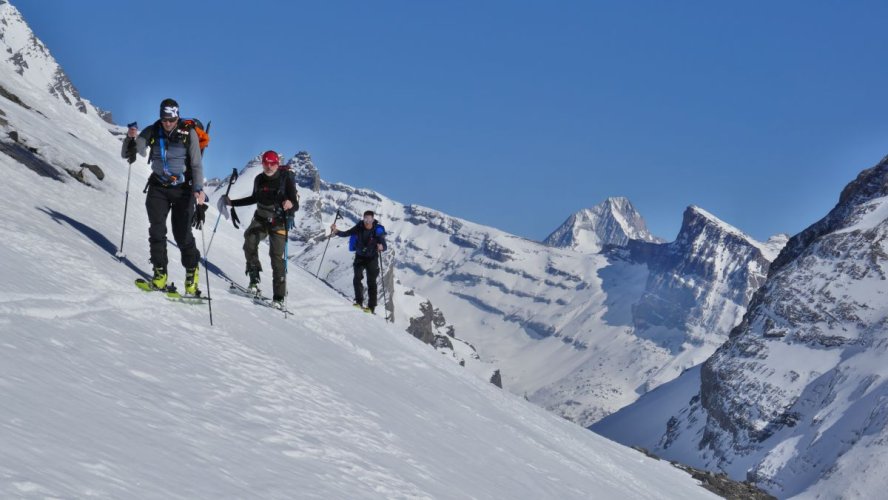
[252,295,291,314]
[135,278,210,305]
[352,303,376,315]
[227,281,290,315]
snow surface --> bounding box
[0,2,718,498]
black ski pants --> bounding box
[146,183,200,270]
[353,256,379,309]
[243,217,288,300]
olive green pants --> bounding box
[244,217,288,299]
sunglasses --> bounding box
[161,117,178,123]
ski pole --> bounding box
[116,121,138,259]
[199,121,213,325]
[378,252,390,322]
[283,231,290,319]
[204,167,239,259]
[315,209,341,278]
[201,223,213,326]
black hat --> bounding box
[363,210,375,217]
[159,98,179,119]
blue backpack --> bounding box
[349,224,386,252]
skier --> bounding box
[330,210,387,313]
[221,150,299,309]
[121,98,206,295]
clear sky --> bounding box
[13,0,888,242]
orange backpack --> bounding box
[179,118,210,152]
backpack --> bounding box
[144,118,210,188]
[349,223,385,252]
[179,118,210,151]
[275,166,299,229]
[147,118,211,163]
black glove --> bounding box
[192,203,208,230]
[126,138,137,164]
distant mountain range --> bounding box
[209,152,787,429]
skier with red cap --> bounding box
[222,151,299,308]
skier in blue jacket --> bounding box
[331,210,387,313]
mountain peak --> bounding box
[678,206,756,245]
[0,0,94,115]
[288,151,321,192]
[544,197,659,253]
[770,159,888,275]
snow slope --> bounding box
[0,2,717,498]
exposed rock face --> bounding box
[701,162,888,446]
[289,151,321,192]
[544,197,661,253]
[407,301,445,345]
[96,107,113,124]
[48,67,87,114]
[624,206,777,356]
[700,158,888,461]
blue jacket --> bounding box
[338,221,387,260]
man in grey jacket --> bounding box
[121,98,206,295]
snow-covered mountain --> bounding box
[612,206,789,392]
[230,152,785,428]
[0,0,111,122]
[544,197,662,252]
[594,157,888,498]
[0,2,729,497]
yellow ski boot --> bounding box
[151,266,168,289]
[184,267,200,296]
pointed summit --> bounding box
[544,197,660,253]
[288,151,321,192]
[677,206,755,244]
[0,0,107,119]
[675,205,779,259]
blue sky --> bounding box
[14,0,888,242]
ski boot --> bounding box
[151,266,168,289]
[247,268,261,295]
[272,295,285,310]
[184,266,200,296]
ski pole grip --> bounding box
[224,168,238,196]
